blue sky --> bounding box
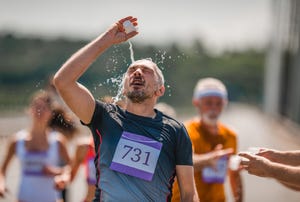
[0,0,272,52]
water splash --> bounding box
[35,80,43,88]
[96,42,184,104]
[111,74,125,104]
[99,74,125,104]
[157,50,166,64]
[108,40,136,103]
[128,41,135,63]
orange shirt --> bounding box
[172,119,237,202]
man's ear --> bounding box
[155,86,165,97]
[192,99,199,107]
[223,99,228,108]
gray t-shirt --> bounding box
[84,101,192,202]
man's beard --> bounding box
[202,111,220,126]
[126,90,152,103]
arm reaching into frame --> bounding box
[53,16,138,124]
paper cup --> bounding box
[123,20,136,34]
[247,147,260,155]
[229,155,241,170]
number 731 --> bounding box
[122,145,151,166]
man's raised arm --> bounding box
[53,16,138,124]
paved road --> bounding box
[0,103,300,202]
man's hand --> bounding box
[104,16,139,45]
[42,165,63,176]
[193,144,233,170]
[239,152,272,177]
[256,148,280,162]
[54,173,70,191]
[206,144,233,169]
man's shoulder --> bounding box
[218,122,237,138]
[183,118,202,139]
[95,100,115,110]
[161,113,184,130]
[85,100,122,127]
[94,100,123,116]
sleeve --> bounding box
[224,131,238,154]
[175,124,193,166]
[80,100,107,159]
[80,100,106,127]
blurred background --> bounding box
[0,0,300,202]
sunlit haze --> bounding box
[0,0,272,52]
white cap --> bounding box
[193,77,228,100]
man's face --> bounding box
[194,96,225,125]
[123,61,161,103]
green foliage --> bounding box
[0,34,265,111]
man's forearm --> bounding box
[279,180,300,191]
[229,170,243,202]
[180,188,199,202]
[181,194,199,202]
[277,150,300,166]
[176,165,199,202]
[193,153,213,170]
[54,33,112,88]
[267,161,300,188]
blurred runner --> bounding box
[172,77,243,202]
[0,90,73,202]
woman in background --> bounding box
[0,90,75,202]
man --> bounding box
[172,78,243,202]
[239,148,300,191]
[53,16,198,201]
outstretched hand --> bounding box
[239,152,271,177]
[256,148,280,162]
[105,16,139,45]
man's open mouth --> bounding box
[130,78,145,86]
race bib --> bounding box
[23,152,47,176]
[110,131,162,181]
[202,157,228,183]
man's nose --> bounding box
[210,104,219,110]
[133,68,142,76]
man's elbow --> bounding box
[53,72,66,91]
